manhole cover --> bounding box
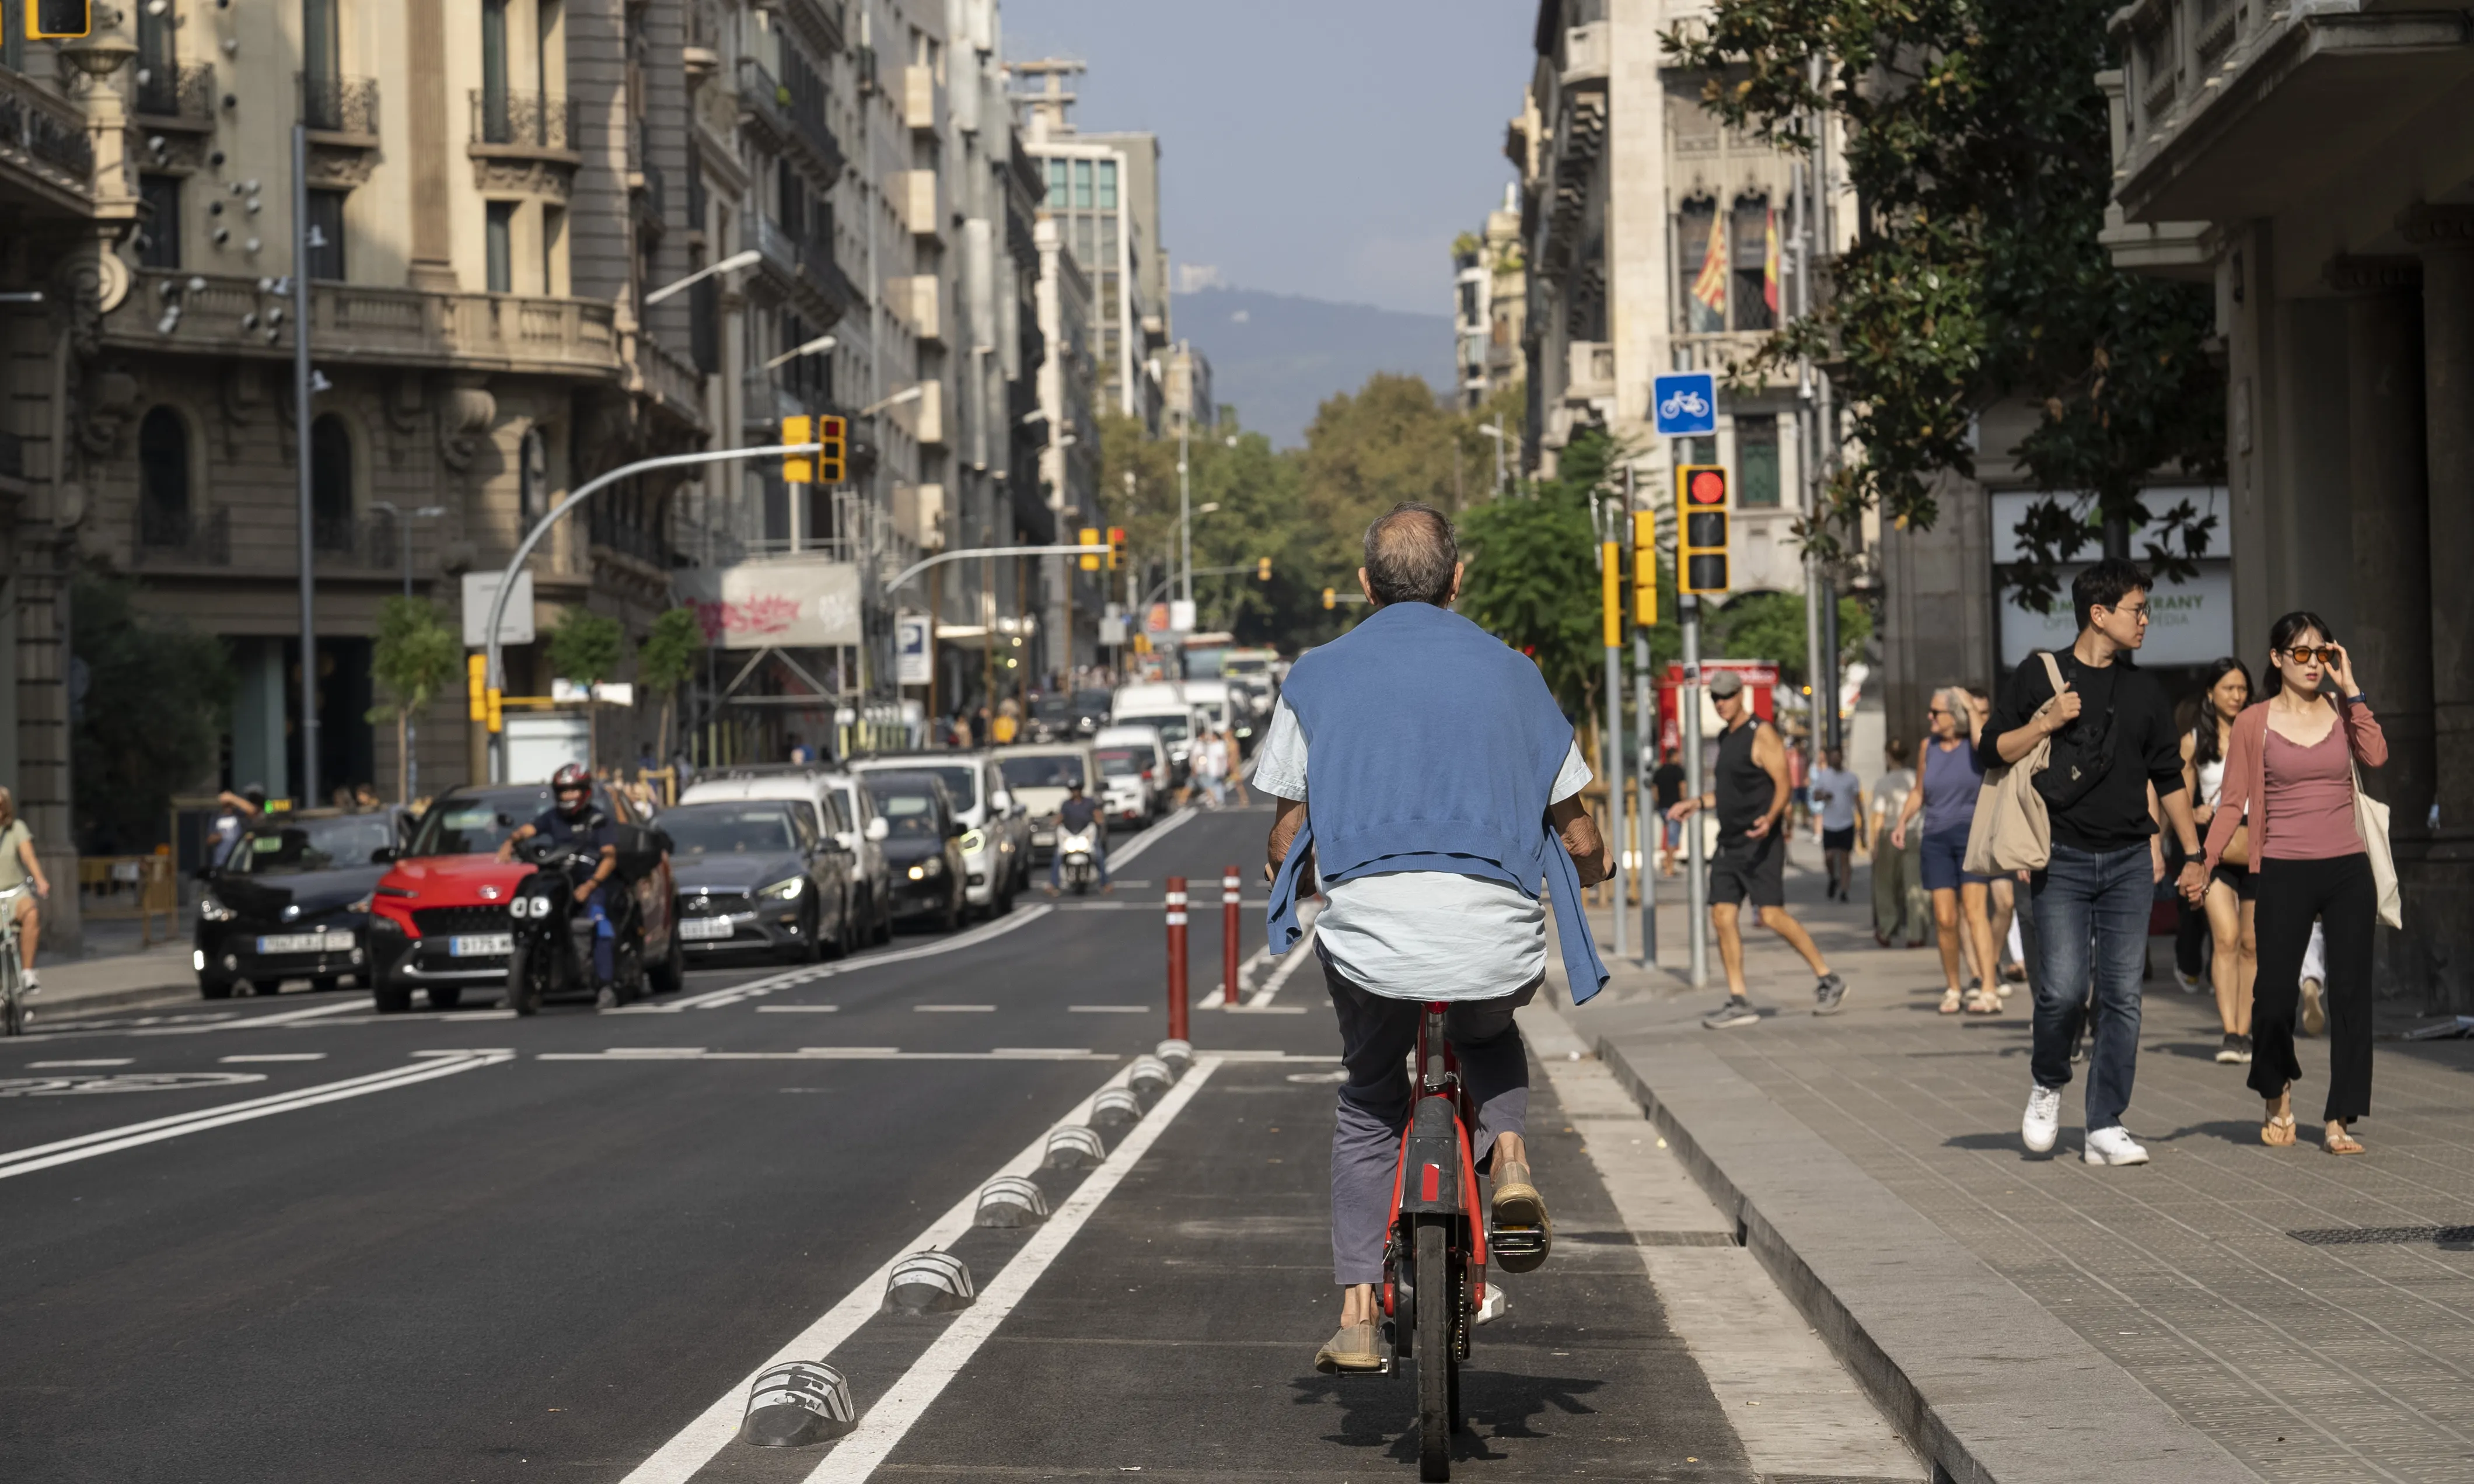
[0,1072,267,1097]
[2288,1224,2474,1248]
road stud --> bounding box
[882,1250,976,1315]
[1043,1125,1106,1170]
[740,1360,856,1447]
[973,1174,1050,1228]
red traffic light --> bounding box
[1686,468,1727,506]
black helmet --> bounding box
[551,762,592,820]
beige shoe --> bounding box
[2301,978,2326,1037]
[1490,1160,1552,1273]
[1313,1320,1383,1375]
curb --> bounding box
[32,978,202,1021]
[1589,1017,2266,1484]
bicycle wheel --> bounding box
[1,942,18,1037]
[1417,1218,1453,1481]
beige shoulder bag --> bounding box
[2350,758,2402,929]
[1963,652,2063,875]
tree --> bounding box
[1702,590,1874,686]
[368,597,461,804]
[1458,428,1620,724]
[72,573,233,851]
[546,606,624,764]
[635,606,703,766]
[1666,0,2223,610]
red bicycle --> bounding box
[1379,1001,1543,1480]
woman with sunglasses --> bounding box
[2199,614,2386,1153]
[2181,658,2257,1063]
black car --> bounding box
[666,800,858,963]
[865,772,967,931]
[194,808,406,998]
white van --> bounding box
[1092,724,1169,826]
[679,767,894,944]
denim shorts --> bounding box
[1919,826,1988,892]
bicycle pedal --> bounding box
[1490,1224,1548,1259]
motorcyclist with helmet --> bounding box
[497,764,623,1005]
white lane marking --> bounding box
[537,1049,1112,1062]
[1105,806,1196,869]
[990,1046,1090,1056]
[312,1010,520,1026]
[219,1053,329,1063]
[0,1053,512,1180]
[413,1048,515,1056]
[614,906,1061,1013]
[913,1004,994,1013]
[1248,919,1318,1009]
[802,1058,1221,1482]
[605,1047,707,1058]
[127,998,369,1037]
[1068,1005,1149,1014]
[755,1005,840,1013]
[616,1058,1149,1484]
[27,1059,134,1068]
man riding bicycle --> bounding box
[0,786,52,995]
[1259,502,1612,1376]
[497,764,622,1006]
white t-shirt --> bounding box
[1251,698,1593,1002]
[1809,766,1861,832]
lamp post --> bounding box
[370,502,447,600]
[642,249,761,307]
[1477,419,1508,496]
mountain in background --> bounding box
[1170,285,1457,449]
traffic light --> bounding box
[1678,464,1730,596]
[781,415,813,484]
[467,653,488,723]
[1322,587,1336,610]
[1599,541,1622,648]
[1078,526,1103,572]
[1106,526,1126,570]
[816,414,846,485]
[1256,556,1272,582]
[1631,509,1658,625]
[26,0,91,39]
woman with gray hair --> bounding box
[1891,688,2000,1013]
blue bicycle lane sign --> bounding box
[1652,372,1717,436]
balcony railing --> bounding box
[751,209,856,316]
[312,511,403,567]
[135,505,230,567]
[135,62,216,127]
[299,73,379,137]
[589,508,675,568]
[1,69,96,191]
[471,88,569,150]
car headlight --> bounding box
[200,893,236,922]
[959,828,986,855]
[758,876,805,901]
[906,863,925,880]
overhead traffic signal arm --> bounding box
[1678,464,1731,597]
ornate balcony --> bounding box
[1,67,96,209]
[134,505,232,569]
[299,72,380,188]
[750,209,857,324]
[469,88,581,199]
[134,62,216,132]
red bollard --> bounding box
[1165,876,1190,1042]
[1222,866,1243,1005]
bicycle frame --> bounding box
[1380,1002,1487,1363]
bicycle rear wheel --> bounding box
[1417,1218,1453,1480]
[1,940,21,1037]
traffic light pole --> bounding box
[1681,594,1708,992]
[1599,524,1627,964]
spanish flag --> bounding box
[1763,206,1781,317]
[1690,206,1728,331]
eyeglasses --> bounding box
[2283,645,2339,664]
[2102,603,2151,622]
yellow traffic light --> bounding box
[26,0,92,39]
[1322,587,1336,610]
[1107,526,1126,570]
[467,653,488,722]
[1078,527,1103,572]
[1256,556,1272,581]
[781,415,813,485]
[1678,464,1731,596]
[486,685,504,734]
[816,414,847,485]
[1600,541,1622,648]
[1631,509,1658,626]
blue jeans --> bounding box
[2029,842,2151,1131]
[581,887,616,984]
[1049,832,1107,888]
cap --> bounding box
[1708,670,1745,699]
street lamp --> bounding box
[370,501,448,600]
[763,333,835,371]
[643,249,761,307]
[860,384,925,417]
[1477,418,1509,496]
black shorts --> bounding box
[2210,863,2256,902]
[1822,826,1856,852]
[1708,832,1786,909]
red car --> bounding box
[362,783,682,1013]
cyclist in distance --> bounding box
[497,763,622,1005]
[0,786,52,994]
[1259,502,1612,1376]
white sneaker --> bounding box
[2084,1126,2150,1166]
[2022,1085,2061,1153]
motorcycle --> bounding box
[504,835,648,1014]
[1056,825,1100,896]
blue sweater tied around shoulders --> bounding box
[1265,600,1609,1005]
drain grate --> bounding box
[2288,1224,2474,1247]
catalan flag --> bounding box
[1763,206,1781,318]
[1690,205,1728,330]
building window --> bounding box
[520,429,547,522]
[541,205,564,295]
[138,174,181,270]
[306,188,347,279]
[486,201,515,292]
[138,407,191,544]
[302,0,340,94]
[1073,159,1092,209]
[1679,200,1723,334]
[1096,160,1117,210]
[1736,415,1781,507]
[310,414,354,548]
[480,0,511,142]
[136,0,177,113]
[1732,197,1776,332]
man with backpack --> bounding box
[1982,559,2207,1166]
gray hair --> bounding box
[1362,502,1458,606]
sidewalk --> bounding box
[27,938,202,1020]
[1551,841,2474,1484]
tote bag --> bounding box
[1963,652,2065,875]
[2350,761,2402,929]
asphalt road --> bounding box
[0,805,1917,1482]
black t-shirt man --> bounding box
[1976,650,2186,853]
[1652,760,1688,812]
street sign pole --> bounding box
[1682,594,1707,991]
[1599,520,1626,963]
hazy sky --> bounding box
[1001,0,1532,316]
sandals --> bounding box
[2325,1126,2364,1156]
[1938,988,1963,1014]
[1964,986,2002,1014]
[2261,1112,2296,1147]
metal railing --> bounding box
[135,505,230,566]
[589,507,675,568]
[135,62,215,125]
[299,72,379,136]
[0,70,95,186]
[312,511,403,566]
[471,88,569,149]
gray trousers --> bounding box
[1325,956,1536,1286]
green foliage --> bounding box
[1666,0,2223,609]
[1703,590,1874,685]
[72,573,234,850]
[545,606,624,688]
[367,597,460,720]
[635,607,703,692]
[1458,428,1618,720]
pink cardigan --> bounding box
[2202,698,2387,873]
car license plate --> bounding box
[449,933,512,957]
[679,916,735,941]
[256,931,354,954]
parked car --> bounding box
[861,772,968,930]
[1092,724,1169,827]
[1028,688,1115,743]
[680,766,895,946]
[663,799,857,963]
[992,743,1099,858]
[850,752,1028,917]
[361,783,680,1013]
[194,808,407,999]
